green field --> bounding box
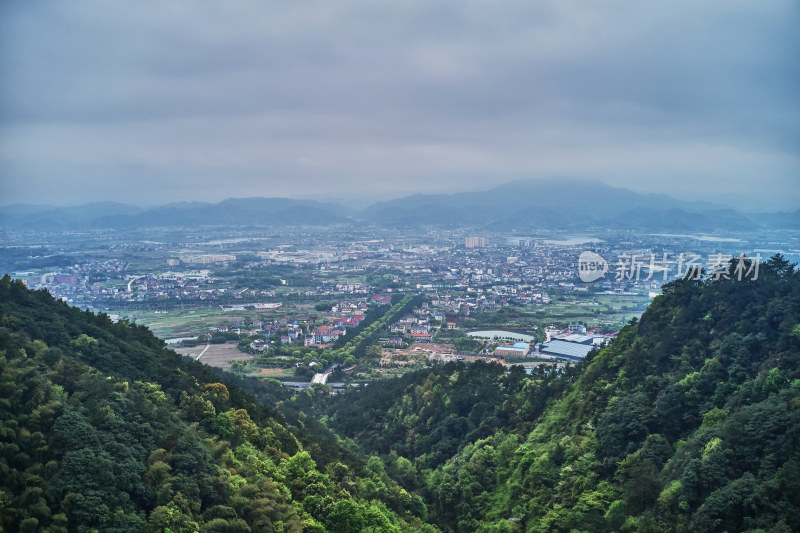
[460,291,651,335]
[538,292,651,328]
[112,301,316,338]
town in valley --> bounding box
[3,220,793,390]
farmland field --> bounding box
[113,302,316,338]
[174,342,255,368]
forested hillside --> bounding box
[0,276,436,532]
[307,361,577,471]
[313,255,800,532]
[2,254,799,532]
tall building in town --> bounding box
[465,236,486,249]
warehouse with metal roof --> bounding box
[538,339,595,360]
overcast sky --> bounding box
[1,0,798,210]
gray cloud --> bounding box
[1,0,798,209]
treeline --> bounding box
[240,295,423,375]
[215,264,313,290]
[329,294,423,363]
[0,276,438,532]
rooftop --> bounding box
[559,334,595,344]
[539,340,595,360]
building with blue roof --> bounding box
[494,342,531,357]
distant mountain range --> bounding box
[355,179,800,231]
[1,179,797,231]
[0,198,351,231]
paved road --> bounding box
[195,344,210,361]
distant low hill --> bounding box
[0,197,349,230]
[2,180,797,231]
[0,202,145,231]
